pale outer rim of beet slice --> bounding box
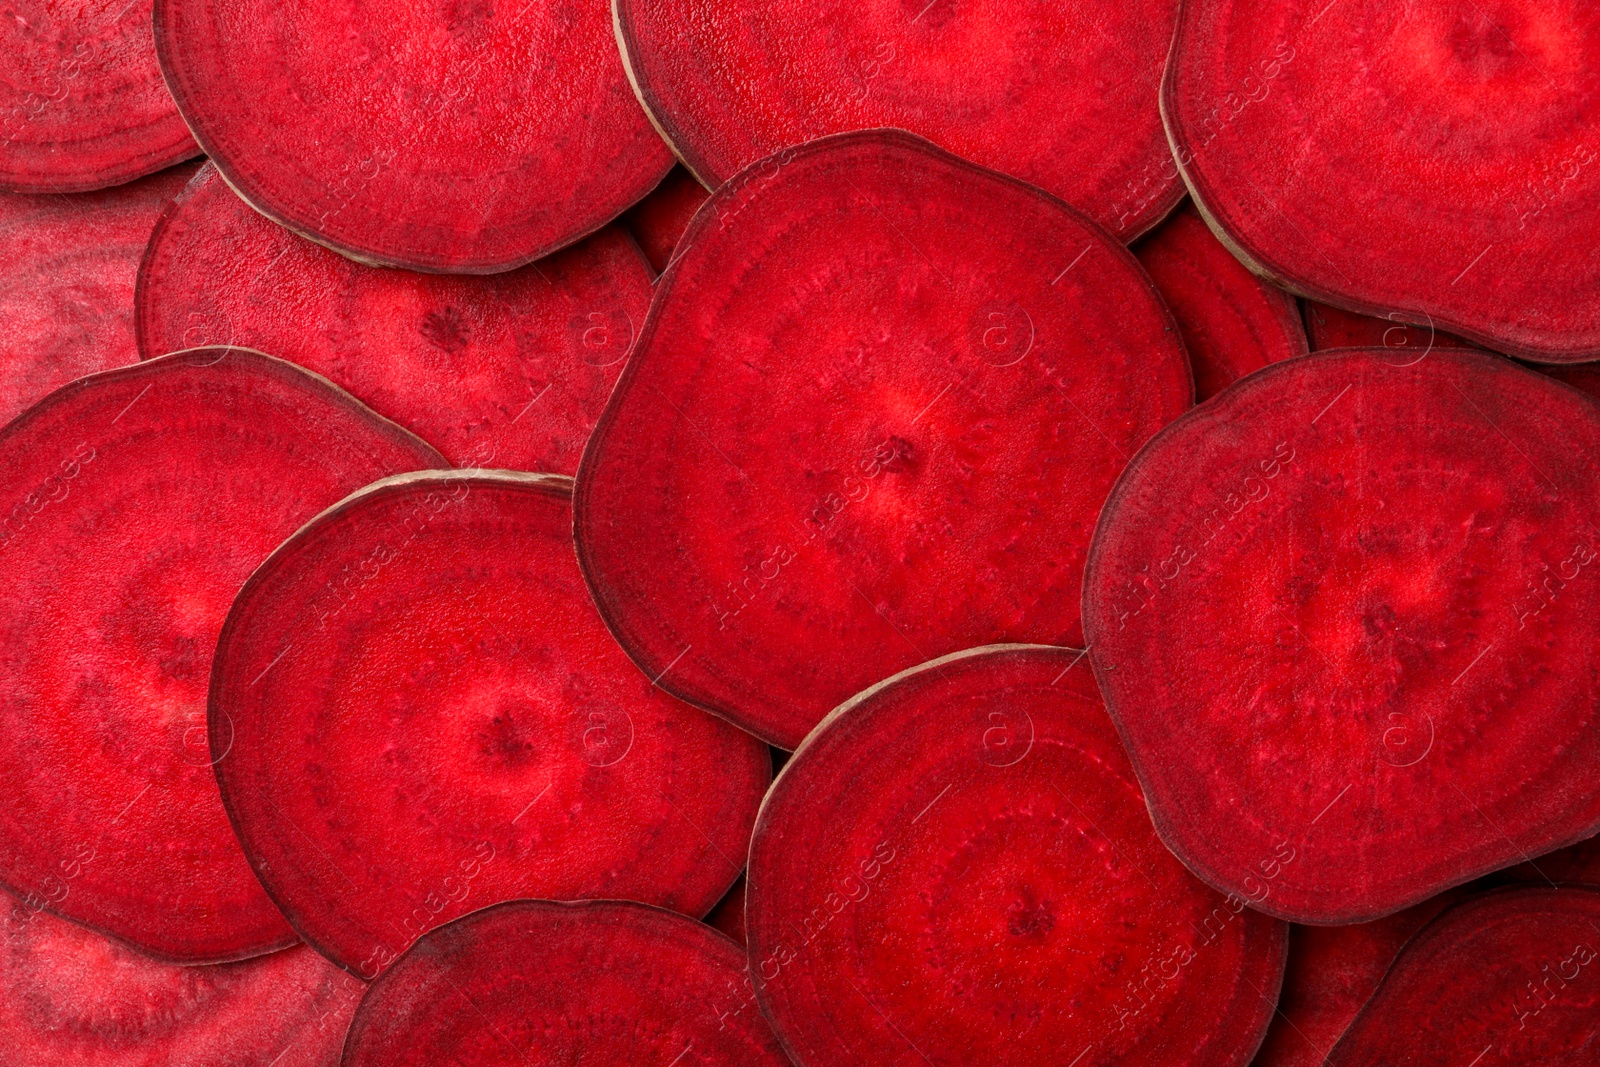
[611,0,714,193]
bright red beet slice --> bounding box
[1165,3,1600,361]
[1302,301,1480,353]
[621,165,710,274]
[1326,888,1600,1066]
[137,164,653,471]
[342,900,791,1065]
[1084,348,1600,924]
[615,0,1182,239]
[1134,202,1306,400]
[0,349,446,962]
[0,161,197,425]
[153,0,671,273]
[705,873,746,944]
[575,131,1191,748]
[747,645,1286,1067]
[2,901,361,1066]
[212,471,768,978]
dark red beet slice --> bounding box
[621,165,710,275]
[2,901,361,1066]
[1084,348,1600,924]
[615,0,1182,239]
[137,164,653,471]
[1134,201,1306,400]
[747,645,1286,1067]
[705,874,746,944]
[1302,301,1480,353]
[0,349,446,962]
[0,160,197,425]
[342,900,791,1065]
[575,131,1191,748]
[1165,4,1600,361]
[0,0,199,193]
[1507,836,1600,886]
[1326,887,1600,1066]
[1538,363,1600,403]
[212,470,768,978]
[153,0,671,273]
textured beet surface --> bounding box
[1538,363,1600,403]
[1134,202,1306,400]
[1302,300,1480,353]
[1166,2,1600,361]
[615,0,1182,239]
[1326,887,1600,1066]
[211,471,768,978]
[0,349,445,962]
[153,0,671,272]
[1084,348,1600,924]
[575,131,1191,748]
[342,900,791,1066]
[621,165,710,274]
[137,164,653,471]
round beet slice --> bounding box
[1134,201,1307,401]
[0,160,196,426]
[2,901,362,1066]
[137,164,653,471]
[0,348,446,963]
[211,470,768,978]
[575,131,1192,748]
[621,165,710,275]
[1303,300,1481,354]
[1326,887,1600,1066]
[1165,3,1600,361]
[341,900,791,1065]
[746,645,1286,1067]
[153,0,672,273]
[615,0,1181,239]
[1084,348,1600,924]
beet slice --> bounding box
[0,160,197,426]
[1538,363,1600,403]
[705,873,747,944]
[1083,347,1600,924]
[1507,836,1600,886]
[1303,301,1480,354]
[211,470,768,978]
[2,901,362,1066]
[153,0,672,273]
[621,165,710,275]
[575,130,1191,748]
[1325,887,1600,1066]
[0,349,446,962]
[342,899,791,1065]
[1134,201,1306,400]
[1165,3,1600,361]
[137,164,653,471]
[747,644,1286,1066]
[615,0,1182,239]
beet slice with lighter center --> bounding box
[621,164,710,275]
[575,130,1191,748]
[0,348,446,963]
[1084,348,1600,924]
[747,645,1286,1067]
[1302,301,1480,354]
[211,470,768,978]
[137,164,653,471]
[341,899,791,1066]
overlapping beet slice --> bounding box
[1165,2,1600,361]
[0,349,446,963]
[615,0,1182,238]
[1507,835,1600,885]
[575,131,1191,748]
[1302,301,1479,353]
[621,165,710,274]
[704,874,747,944]
[137,164,653,471]
[153,0,671,273]
[747,645,1285,1067]
[342,900,791,1065]
[1084,348,1600,924]
[211,471,768,978]
[1134,202,1306,400]
[1539,363,1600,403]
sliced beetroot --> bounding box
[153,0,671,273]
[211,471,768,977]
[1538,363,1600,403]
[705,874,746,944]
[1134,201,1306,400]
[747,645,1286,1066]
[342,900,791,1065]
[1165,3,1600,361]
[621,165,710,275]
[1326,888,1600,1066]
[1084,348,1600,924]
[137,164,653,471]
[615,0,1181,238]
[2,901,361,1066]
[1302,301,1480,353]
[0,349,446,962]
[0,160,198,425]
[1507,836,1600,885]
[575,131,1191,748]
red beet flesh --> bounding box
[1303,300,1480,353]
[705,874,747,944]
[621,165,710,274]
